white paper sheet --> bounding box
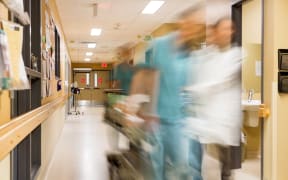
[256,60,262,77]
[1,21,30,90]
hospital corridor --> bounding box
[0,0,287,180]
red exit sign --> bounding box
[101,63,108,68]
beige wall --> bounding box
[134,42,148,64]
[263,0,288,179]
[273,1,288,179]
[243,125,261,158]
[0,155,10,180]
[242,0,262,93]
[151,23,178,38]
[0,3,8,20]
[133,23,178,64]
[242,44,262,93]
[241,0,262,162]
[0,91,10,126]
[36,105,66,180]
[242,0,262,44]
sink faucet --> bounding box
[248,89,254,102]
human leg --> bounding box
[163,123,189,179]
[147,124,165,180]
[188,139,203,180]
[216,145,232,180]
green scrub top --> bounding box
[147,33,189,123]
[112,62,133,94]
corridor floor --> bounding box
[44,106,111,180]
[43,106,260,180]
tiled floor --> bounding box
[44,106,261,180]
[234,158,261,180]
[201,145,261,180]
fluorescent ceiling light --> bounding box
[90,28,102,36]
[86,52,93,56]
[142,1,165,14]
[84,58,91,62]
[88,43,96,48]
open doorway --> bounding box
[232,0,263,179]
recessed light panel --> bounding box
[90,28,102,36]
[142,1,165,14]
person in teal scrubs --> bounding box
[112,46,134,94]
[146,3,206,180]
[112,62,133,94]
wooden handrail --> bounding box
[0,95,67,160]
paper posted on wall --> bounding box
[0,29,10,90]
[1,21,30,90]
[1,0,30,25]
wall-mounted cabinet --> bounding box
[8,0,42,179]
[11,0,42,117]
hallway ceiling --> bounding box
[55,0,199,63]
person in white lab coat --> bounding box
[184,17,242,180]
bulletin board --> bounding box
[41,10,56,98]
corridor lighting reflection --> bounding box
[86,52,93,56]
[84,58,91,62]
[88,43,96,48]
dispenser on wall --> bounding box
[278,49,288,93]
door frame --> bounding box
[232,0,264,179]
[73,69,112,105]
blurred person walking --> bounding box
[184,17,242,180]
[107,46,134,151]
[112,46,134,94]
[145,3,206,180]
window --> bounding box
[55,28,61,78]
[94,73,98,88]
[86,73,90,86]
